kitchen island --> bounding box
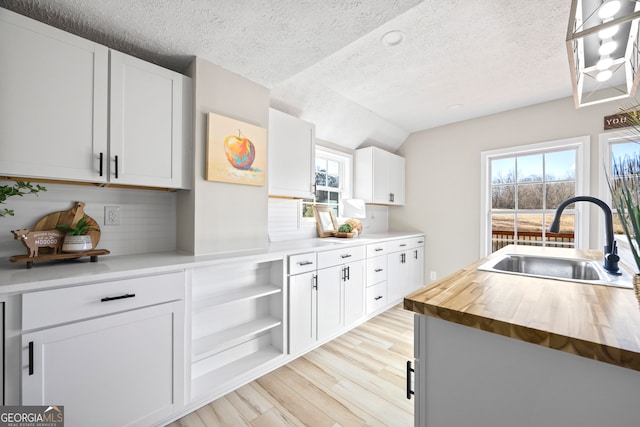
[404,245,640,427]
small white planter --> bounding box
[62,235,93,252]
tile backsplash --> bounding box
[0,182,177,260]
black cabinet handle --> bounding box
[101,293,135,302]
[28,341,34,376]
[374,295,383,301]
[414,250,418,259]
[340,254,352,259]
[346,266,350,280]
[298,261,313,266]
[418,241,424,244]
[114,155,119,179]
[389,193,394,202]
[374,268,384,273]
[375,248,384,252]
[312,274,318,290]
[406,360,415,399]
[99,152,103,177]
[400,244,407,247]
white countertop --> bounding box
[0,232,423,294]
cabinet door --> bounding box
[316,265,343,342]
[0,9,108,183]
[372,148,391,204]
[110,50,184,188]
[387,251,409,302]
[388,153,406,205]
[344,259,365,327]
[289,271,317,355]
[22,301,183,427]
[268,108,315,198]
[409,247,425,293]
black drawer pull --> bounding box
[99,152,104,177]
[374,248,384,252]
[28,341,34,376]
[374,268,384,272]
[101,293,136,302]
[418,241,424,244]
[114,155,119,179]
[399,244,407,247]
[297,261,313,266]
[340,254,352,259]
[374,295,383,301]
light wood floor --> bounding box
[167,304,415,427]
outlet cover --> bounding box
[105,206,120,225]
[430,271,437,281]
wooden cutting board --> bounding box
[33,201,101,249]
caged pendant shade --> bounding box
[567,0,640,107]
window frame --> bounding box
[480,136,590,257]
[302,146,353,221]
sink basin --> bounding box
[477,253,633,289]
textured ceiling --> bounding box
[0,0,574,150]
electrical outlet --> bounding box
[430,271,437,281]
[104,206,120,225]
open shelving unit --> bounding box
[189,259,285,401]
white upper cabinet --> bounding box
[0,8,190,189]
[354,146,406,205]
[109,51,186,188]
[0,8,108,183]
[268,108,315,198]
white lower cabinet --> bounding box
[388,237,425,302]
[21,271,185,427]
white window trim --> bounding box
[302,145,353,222]
[479,136,590,257]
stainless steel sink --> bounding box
[477,253,633,289]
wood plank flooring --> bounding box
[167,305,414,427]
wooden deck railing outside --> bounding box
[491,230,575,252]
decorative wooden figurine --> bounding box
[11,229,65,257]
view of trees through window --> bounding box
[610,140,640,235]
[491,149,577,252]
[302,154,343,218]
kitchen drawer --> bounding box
[317,245,365,269]
[366,255,387,287]
[289,252,317,275]
[366,242,388,258]
[387,236,424,252]
[366,281,387,315]
[22,271,185,330]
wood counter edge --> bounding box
[403,245,640,373]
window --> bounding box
[302,147,352,219]
[599,130,640,245]
[480,137,589,256]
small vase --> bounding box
[62,235,93,252]
[634,275,640,308]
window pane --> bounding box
[492,185,515,209]
[302,200,315,218]
[545,213,575,247]
[491,157,515,184]
[491,213,514,252]
[515,213,543,247]
[329,191,339,204]
[545,182,575,209]
[517,154,543,182]
[517,183,543,209]
[316,190,328,203]
[327,159,339,175]
[327,174,340,188]
[315,172,326,186]
[612,141,640,165]
[316,158,327,172]
[545,150,575,181]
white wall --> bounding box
[391,96,624,282]
[178,57,270,255]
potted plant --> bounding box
[56,216,98,252]
[0,180,46,218]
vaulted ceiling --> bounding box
[0,0,574,150]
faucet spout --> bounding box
[549,196,620,275]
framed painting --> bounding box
[313,205,337,238]
[206,112,266,186]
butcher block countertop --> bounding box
[404,245,640,372]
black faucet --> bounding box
[548,196,620,275]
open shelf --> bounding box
[191,347,283,399]
[192,317,282,362]
[192,284,281,312]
